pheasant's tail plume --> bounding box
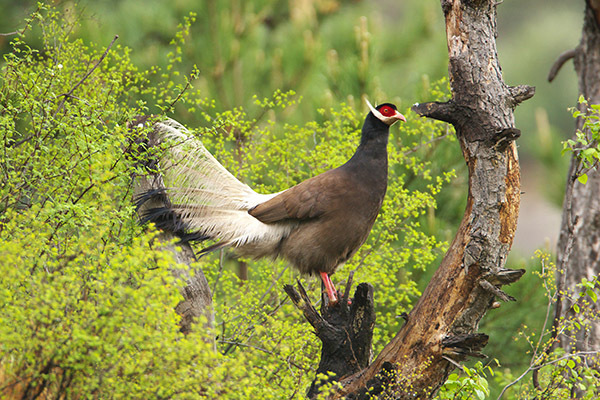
[132,118,292,256]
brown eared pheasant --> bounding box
[134,99,405,305]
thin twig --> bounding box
[403,131,452,156]
[0,4,42,38]
[0,31,21,37]
[442,355,464,371]
[211,249,225,299]
[258,265,290,305]
[53,35,119,117]
[218,340,310,372]
[164,70,198,114]
[530,258,560,390]
[497,350,600,400]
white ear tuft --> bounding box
[365,98,385,121]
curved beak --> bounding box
[395,110,407,123]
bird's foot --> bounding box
[319,272,339,305]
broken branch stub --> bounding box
[284,282,375,399]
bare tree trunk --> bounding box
[156,232,215,335]
[286,1,533,398]
[551,0,600,392]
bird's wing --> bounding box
[249,170,342,223]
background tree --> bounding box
[549,0,600,395]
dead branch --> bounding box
[548,49,577,82]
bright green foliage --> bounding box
[564,96,600,185]
[437,362,493,400]
[0,4,456,398]
[5,2,593,400]
[465,251,600,400]
[0,6,221,398]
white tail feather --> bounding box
[142,119,293,254]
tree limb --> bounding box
[547,48,577,82]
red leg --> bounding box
[319,271,338,304]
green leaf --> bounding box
[474,388,486,400]
[578,174,588,184]
[587,289,598,303]
[446,373,459,382]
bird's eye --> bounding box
[379,106,394,117]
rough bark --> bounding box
[156,232,215,335]
[284,280,376,398]
[289,1,532,398]
[553,0,600,388]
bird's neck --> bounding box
[355,137,388,160]
[344,129,389,179]
[355,122,390,160]
[342,113,391,183]
[359,127,389,147]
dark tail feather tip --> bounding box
[134,188,168,210]
[198,241,232,258]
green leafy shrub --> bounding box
[442,251,599,400]
[437,362,493,400]
[564,96,600,185]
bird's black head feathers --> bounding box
[360,102,403,145]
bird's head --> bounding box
[365,99,406,127]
